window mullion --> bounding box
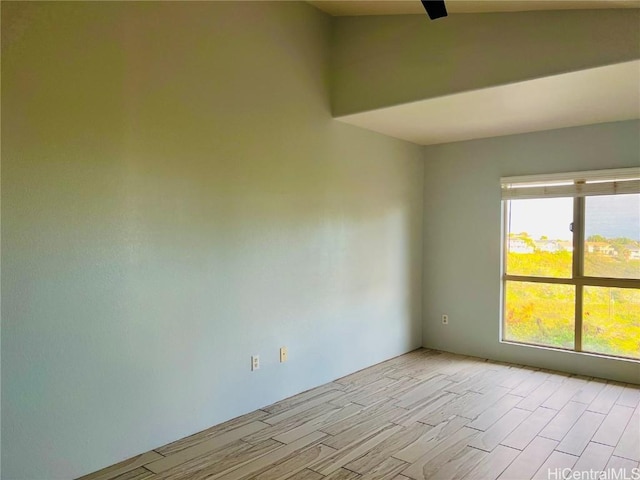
[503,274,574,285]
[573,195,585,352]
[504,274,640,289]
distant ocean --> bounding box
[585,195,640,241]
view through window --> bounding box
[502,170,640,360]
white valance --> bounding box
[501,167,640,200]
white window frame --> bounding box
[500,167,640,358]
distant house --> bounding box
[509,238,534,254]
[585,242,618,256]
[628,248,640,260]
[535,240,561,252]
[557,241,574,252]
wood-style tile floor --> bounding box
[80,349,640,480]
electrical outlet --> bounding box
[280,347,288,363]
[442,314,449,325]
[251,355,260,371]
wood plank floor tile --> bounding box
[531,451,578,480]
[498,436,558,480]
[540,370,572,383]
[369,351,424,370]
[336,365,394,389]
[556,411,606,456]
[320,401,397,437]
[272,403,362,445]
[344,423,431,474]
[249,442,337,480]
[242,403,339,445]
[263,384,344,415]
[613,406,640,462]
[437,356,481,377]
[517,381,561,411]
[460,387,512,420]
[394,375,452,409]
[286,469,323,480]
[498,367,537,391]
[155,410,269,457]
[413,445,486,480]
[411,391,461,420]
[444,360,490,384]
[400,427,479,480]
[605,455,639,472]
[146,421,268,473]
[321,419,394,451]
[592,404,635,447]
[460,445,519,480]
[153,439,282,480]
[320,408,404,450]
[336,377,399,406]
[539,401,588,441]
[541,378,586,411]
[588,383,625,415]
[571,442,614,473]
[444,365,487,387]
[263,390,346,425]
[511,371,550,397]
[571,379,606,405]
[392,392,455,427]
[478,369,515,392]
[467,394,522,431]
[381,377,429,402]
[616,385,640,409]
[445,369,494,395]
[78,452,163,480]
[310,425,402,476]
[501,407,557,450]
[323,469,361,479]
[211,431,326,480]
[348,378,417,407]
[468,408,531,452]
[359,457,408,480]
[393,416,470,463]
[108,468,156,480]
[421,392,483,426]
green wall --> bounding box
[1,3,424,478]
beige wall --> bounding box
[331,10,640,116]
[1,3,424,478]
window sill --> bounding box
[499,339,640,364]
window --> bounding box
[501,168,640,360]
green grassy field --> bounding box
[504,250,639,359]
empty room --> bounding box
[1,1,639,479]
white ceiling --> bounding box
[309,0,640,16]
[335,61,640,145]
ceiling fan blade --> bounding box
[421,0,448,19]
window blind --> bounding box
[501,167,640,200]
